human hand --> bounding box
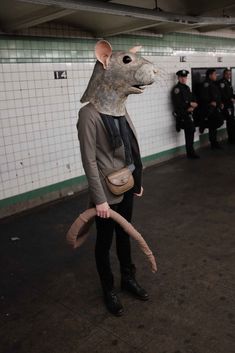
[190,102,198,108]
[96,202,110,218]
[134,186,144,197]
[187,107,194,112]
[210,101,216,107]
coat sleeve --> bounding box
[77,108,107,205]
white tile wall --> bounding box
[0,62,83,199]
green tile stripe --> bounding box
[142,145,188,163]
[0,128,226,209]
[1,32,235,63]
[0,144,187,208]
[0,175,86,208]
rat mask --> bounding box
[80,40,156,116]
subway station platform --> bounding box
[1,144,235,353]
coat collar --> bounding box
[87,103,138,141]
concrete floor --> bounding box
[1,144,235,353]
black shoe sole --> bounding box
[121,286,149,301]
[103,295,124,317]
[187,156,200,159]
[106,307,124,316]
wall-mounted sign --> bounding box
[54,70,67,79]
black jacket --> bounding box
[199,79,222,108]
[198,79,224,129]
[171,82,195,117]
[218,78,235,108]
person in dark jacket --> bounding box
[171,70,199,159]
[218,68,235,144]
[198,68,224,149]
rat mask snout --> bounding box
[131,63,156,94]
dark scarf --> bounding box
[100,113,133,165]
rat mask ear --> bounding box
[129,45,142,54]
[95,40,112,69]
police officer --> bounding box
[218,68,235,144]
[198,68,224,149]
[171,70,199,159]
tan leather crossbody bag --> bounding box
[102,167,134,195]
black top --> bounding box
[199,79,222,107]
[171,82,195,117]
[218,78,235,108]
[99,113,142,194]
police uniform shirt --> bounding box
[171,82,194,117]
[218,78,235,107]
[200,79,221,106]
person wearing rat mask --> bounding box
[77,40,156,316]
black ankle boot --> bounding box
[103,289,124,316]
[121,265,149,301]
[187,153,200,159]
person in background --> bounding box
[171,70,199,159]
[198,68,224,149]
[218,68,235,144]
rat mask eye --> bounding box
[123,55,132,64]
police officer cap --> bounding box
[176,70,189,77]
[206,68,216,77]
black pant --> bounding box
[224,107,235,143]
[183,119,196,156]
[95,190,134,291]
[227,118,235,143]
[184,126,195,156]
[209,126,218,145]
[200,107,223,146]
[208,114,220,146]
